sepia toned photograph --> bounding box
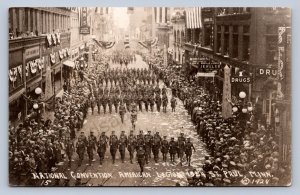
[8,7,291,187]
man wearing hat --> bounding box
[87,131,97,166]
[144,131,153,164]
[185,138,196,166]
[136,130,145,147]
[130,110,137,130]
[76,139,86,167]
[169,137,178,163]
[119,102,126,124]
[152,132,162,163]
[170,96,177,112]
[136,145,146,175]
[119,131,128,163]
[177,133,186,166]
[127,130,137,164]
[155,94,162,112]
[109,131,119,164]
[149,94,155,112]
[65,136,75,167]
[161,136,169,162]
[97,132,108,165]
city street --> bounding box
[8,7,291,187]
[56,54,208,186]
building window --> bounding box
[204,24,212,48]
[232,25,238,58]
[266,36,278,66]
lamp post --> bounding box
[232,91,253,123]
[34,87,42,123]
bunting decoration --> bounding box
[56,33,61,45]
[92,38,116,49]
[9,68,18,87]
[46,34,52,46]
[52,34,57,45]
[50,53,56,64]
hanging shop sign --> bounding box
[256,67,278,78]
[199,63,222,69]
[80,7,90,34]
[231,71,251,83]
[25,46,40,60]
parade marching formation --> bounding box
[8,46,290,186]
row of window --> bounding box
[9,8,70,39]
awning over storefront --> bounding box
[63,60,75,68]
[9,88,25,103]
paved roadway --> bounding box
[56,55,208,186]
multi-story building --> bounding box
[9,7,72,123]
[184,7,291,163]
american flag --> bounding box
[186,7,202,29]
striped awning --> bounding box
[186,7,202,29]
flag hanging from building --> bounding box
[222,65,232,119]
[186,7,202,29]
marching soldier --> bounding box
[171,96,177,112]
[97,132,109,165]
[89,95,96,115]
[136,130,145,147]
[119,102,126,124]
[97,93,101,114]
[107,95,113,114]
[155,94,162,112]
[87,131,97,166]
[144,131,153,164]
[138,94,143,112]
[162,94,168,113]
[149,95,155,112]
[185,138,196,166]
[131,110,137,130]
[177,133,186,166]
[113,94,120,113]
[127,130,137,164]
[152,132,162,163]
[161,136,169,162]
[65,136,75,167]
[76,139,86,167]
[101,94,108,114]
[119,131,128,163]
[136,146,146,175]
[144,95,149,112]
[109,131,119,164]
[78,131,87,145]
[169,137,178,163]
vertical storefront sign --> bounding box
[277,27,286,99]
